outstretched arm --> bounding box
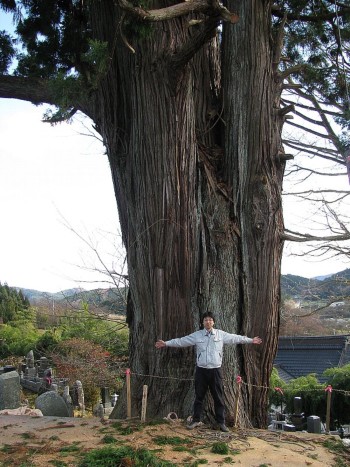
[155,340,166,349]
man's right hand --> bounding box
[155,340,166,348]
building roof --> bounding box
[274,335,350,382]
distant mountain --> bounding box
[12,268,350,312]
[15,286,128,315]
[281,268,350,301]
[312,273,334,281]
[17,287,84,303]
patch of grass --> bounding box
[49,461,68,466]
[21,431,36,439]
[323,438,346,453]
[78,445,176,466]
[49,435,60,441]
[223,457,234,464]
[322,437,350,467]
[1,445,14,453]
[189,460,208,466]
[172,446,188,452]
[59,443,81,454]
[101,434,117,444]
[110,421,140,435]
[211,442,229,455]
[154,435,191,446]
[172,445,198,455]
[146,419,169,426]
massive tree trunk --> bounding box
[220,0,285,427]
[0,0,284,427]
[83,1,285,427]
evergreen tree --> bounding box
[0,282,30,323]
[0,1,349,426]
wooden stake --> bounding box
[126,368,131,419]
[325,386,332,434]
[234,377,242,427]
[141,385,148,423]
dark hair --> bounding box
[201,312,215,323]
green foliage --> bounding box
[13,0,91,79]
[323,363,350,388]
[78,445,176,467]
[59,443,81,453]
[154,436,191,446]
[58,302,128,357]
[82,39,109,82]
[35,329,62,355]
[111,422,140,436]
[101,434,117,444]
[0,30,15,73]
[278,374,325,418]
[323,364,350,425]
[0,321,40,357]
[322,437,349,466]
[268,367,287,409]
[273,1,350,125]
[0,283,31,324]
[123,18,154,42]
[272,365,350,425]
[211,442,229,455]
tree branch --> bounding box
[0,75,55,105]
[282,229,350,242]
[169,17,219,70]
[117,0,239,24]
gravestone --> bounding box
[0,371,21,410]
[73,380,85,415]
[307,415,321,434]
[62,385,74,417]
[101,387,111,408]
[35,390,71,417]
[25,350,37,379]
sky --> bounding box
[0,99,124,292]
[0,99,348,293]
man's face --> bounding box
[203,317,214,331]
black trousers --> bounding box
[193,366,225,424]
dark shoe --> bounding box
[187,421,201,430]
[219,423,229,432]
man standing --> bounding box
[155,312,262,432]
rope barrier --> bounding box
[124,370,350,397]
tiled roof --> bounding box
[274,335,350,382]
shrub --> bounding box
[48,338,119,409]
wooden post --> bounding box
[126,368,131,419]
[325,385,332,434]
[234,376,242,427]
[141,385,148,423]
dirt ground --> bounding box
[0,414,345,466]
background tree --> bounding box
[1,1,350,427]
[0,282,30,323]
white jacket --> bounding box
[165,329,253,369]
